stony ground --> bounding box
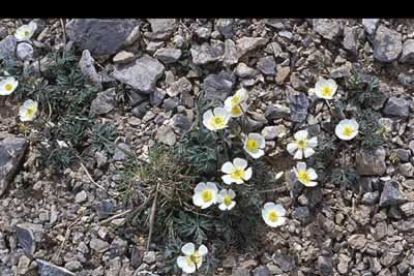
[2,18,414,276]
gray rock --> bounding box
[236,37,268,57]
[147,19,176,40]
[256,56,276,76]
[113,51,135,64]
[37,259,75,276]
[203,71,234,101]
[166,77,192,97]
[265,104,290,120]
[261,126,280,140]
[343,26,363,55]
[395,149,410,162]
[337,254,351,274]
[272,253,296,272]
[356,148,386,176]
[95,200,114,219]
[113,143,131,161]
[90,237,110,253]
[0,136,27,196]
[150,89,165,106]
[235,63,260,79]
[232,267,251,276]
[66,19,137,56]
[348,234,367,250]
[146,41,164,53]
[266,42,284,58]
[128,91,146,106]
[265,19,289,30]
[90,88,116,116]
[190,41,224,65]
[379,180,407,207]
[131,246,142,269]
[313,19,344,40]
[331,64,352,79]
[143,251,156,264]
[132,102,148,119]
[292,206,310,222]
[399,163,414,177]
[155,125,176,146]
[112,54,165,94]
[380,248,401,267]
[362,191,380,205]
[287,90,309,123]
[154,48,181,63]
[173,114,192,133]
[79,50,105,88]
[215,19,233,38]
[372,25,402,62]
[223,39,238,67]
[400,202,414,217]
[16,225,35,257]
[64,261,82,272]
[362,19,380,35]
[318,255,333,276]
[163,97,179,112]
[243,117,265,132]
[252,266,270,276]
[75,190,87,204]
[383,97,409,117]
[0,35,17,60]
[195,27,211,40]
[398,72,414,88]
[110,237,128,257]
[400,39,414,63]
[16,42,34,61]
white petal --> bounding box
[222,175,234,185]
[249,133,265,148]
[218,203,227,211]
[303,148,315,158]
[193,194,204,207]
[308,169,318,180]
[263,202,276,212]
[214,107,231,121]
[221,161,235,174]
[206,182,218,192]
[269,216,287,228]
[247,149,264,159]
[236,88,248,102]
[227,201,236,210]
[296,162,307,171]
[274,204,286,217]
[308,137,318,147]
[294,130,308,140]
[218,189,228,198]
[244,167,252,181]
[182,262,196,274]
[203,110,213,122]
[182,243,195,255]
[233,158,248,169]
[177,256,187,269]
[228,189,236,198]
[201,200,214,209]
[198,245,208,256]
[235,178,244,184]
[293,149,303,160]
[287,143,298,154]
[194,183,207,193]
[326,79,338,92]
[304,181,318,187]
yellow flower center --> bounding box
[297,170,310,183]
[268,210,279,222]
[201,189,213,202]
[24,30,30,37]
[321,85,332,97]
[230,167,245,180]
[223,195,233,206]
[231,94,242,105]
[296,138,308,149]
[186,252,201,266]
[246,138,259,151]
[26,107,35,117]
[342,125,354,137]
[231,105,242,115]
[4,83,13,91]
[209,115,225,129]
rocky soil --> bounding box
[2,18,414,276]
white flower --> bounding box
[335,119,359,141]
[312,77,338,99]
[217,189,236,211]
[192,182,218,209]
[287,130,317,160]
[15,22,37,41]
[202,107,231,131]
[221,158,252,185]
[293,162,318,187]
[0,77,18,96]
[262,202,287,228]
[57,140,69,148]
[19,99,38,122]
[224,88,249,118]
[176,243,208,274]
[243,133,265,159]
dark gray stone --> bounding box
[132,102,148,119]
[287,90,309,123]
[167,77,192,97]
[383,97,409,117]
[89,88,116,116]
[253,266,270,276]
[398,72,414,88]
[272,253,296,272]
[313,19,344,40]
[190,41,224,65]
[154,48,182,63]
[356,148,386,176]
[256,56,276,76]
[16,226,35,257]
[130,246,142,269]
[362,19,380,36]
[400,39,414,63]
[37,259,75,276]
[128,91,147,106]
[203,71,234,101]
[343,26,363,55]
[147,19,177,40]
[16,42,34,61]
[0,136,27,196]
[173,114,192,133]
[372,25,402,63]
[0,35,17,60]
[66,19,137,56]
[292,206,310,223]
[79,50,105,89]
[112,54,165,94]
[236,37,268,57]
[318,255,333,276]
[379,180,407,207]
[95,200,114,219]
[362,191,380,205]
[215,19,233,39]
[163,97,179,112]
[265,104,290,120]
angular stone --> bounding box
[90,237,110,253]
[66,19,137,56]
[356,148,386,176]
[155,125,177,146]
[16,225,35,257]
[372,25,402,62]
[95,200,114,219]
[337,254,351,275]
[235,63,259,79]
[75,190,87,204]
[318,255,333,276]
[383,97,409,117]
[37,259,75,276]
[113,143,131,161]
[400,202,414,217]
[379,180,407,207]
[343,26,363,55]
[272,253,296,272]
[398,72,414,88]
[112,54,165,94]
[253,266,270,276]
[265,104,290,120]
[362,19,380,35]
[89,88,116,116]
[362,191,380,205]
[0,136,27,196]
[257,56,276,76]
[190,41,224,65]
[275,66,290,84]
[348,234,367,250]
[154,48,182,63]
[215,19,233,38]
[313,19,344,40]
[113,51,135,64]
[147,19,176,40]
[166,77,192,97]
[16,42,34,61]
[223,39,238,66]
[400,39,414,63]
[287,90,309,123]
[79,50,105,88]
[203,71,234,101]
[236,37,268,57]
[0,35,17,60]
